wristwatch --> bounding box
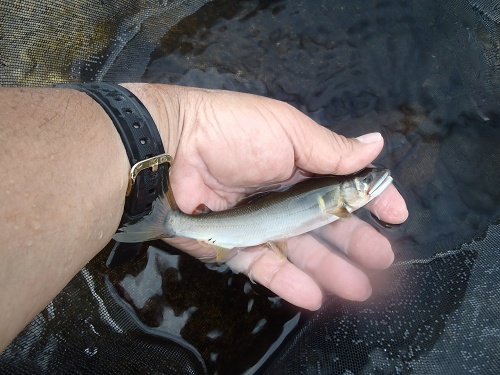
[58,82,172,267]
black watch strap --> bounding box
[58,82,172,266]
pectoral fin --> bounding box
[235,191,272,207]
[197,240,232,261]
[327,205,351,219]
[265,238,289,259]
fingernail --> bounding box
[356,132,382,144]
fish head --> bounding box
[340,168,393,210]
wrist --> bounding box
[63,82,182,266]
[119,83,184,159]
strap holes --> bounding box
[149,188,156,195]
[133,122,141,129]
[140,138,147,145]
[124,108,133,114]
[114,95,124,101]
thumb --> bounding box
[282,108,384,175]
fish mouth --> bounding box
[368,170,393,198]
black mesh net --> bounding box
[263,223,500,374]
[1,0,499,374]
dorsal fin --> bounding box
[234,191,273,207]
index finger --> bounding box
[366,184,408,224]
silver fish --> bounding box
[113,168,393,258]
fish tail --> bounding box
[113,194,175,243]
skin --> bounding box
[0,83,407,351]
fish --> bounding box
[113,168,393,260]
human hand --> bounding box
[123,84,408,310]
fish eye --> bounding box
[363,175,373,184]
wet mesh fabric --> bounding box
[263,222,500,374]
[1,0,499,374]
[0,0,211,85]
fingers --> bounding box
[165,236,325,310]
[225,226,386,309]
[226,247,323,310]
[315,216,394,270]
[310,184,405,270]
[367,184,409,224]
[287,234,373,301]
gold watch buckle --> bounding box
[126,153,173,196]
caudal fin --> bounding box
[113,194,174,243]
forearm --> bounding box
[0,87,130,350]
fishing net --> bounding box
[1,0,499,374]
